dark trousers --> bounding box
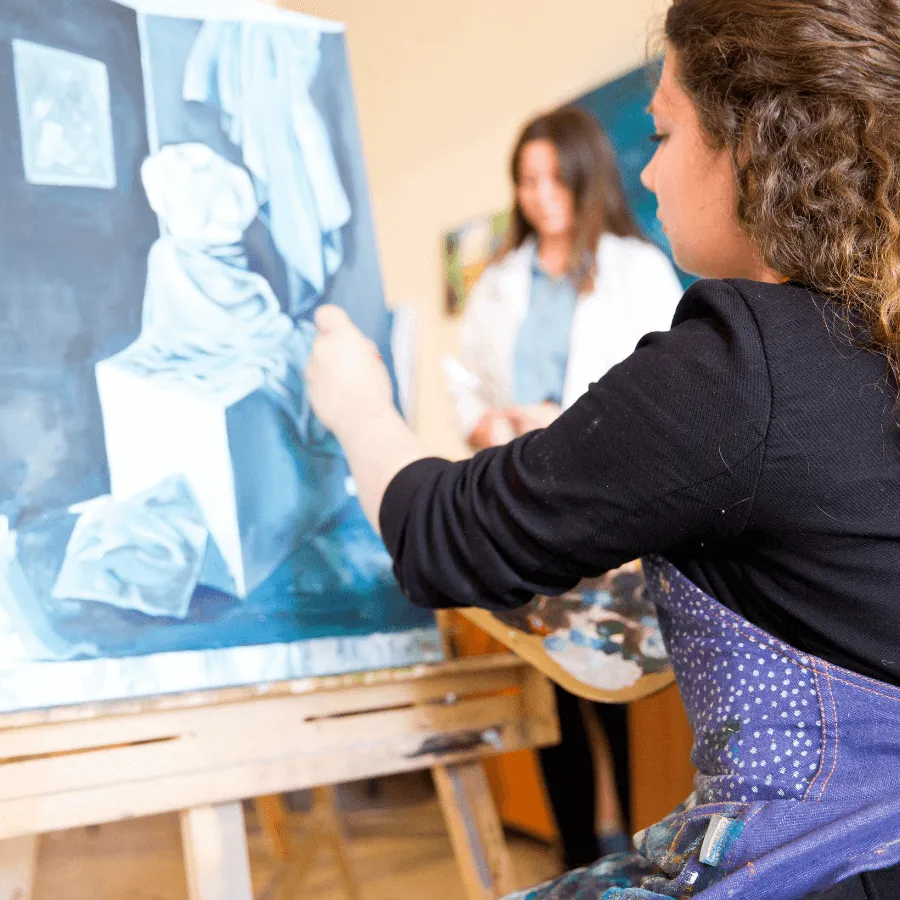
[538,683,631,870]
[805,864,900,899]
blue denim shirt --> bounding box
[513,258,578,406]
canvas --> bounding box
[0,0,442,713]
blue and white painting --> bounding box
[0,0,442,712]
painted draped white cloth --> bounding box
[52,476,209,619]
[127,143,320,440]
[183,21,351,305]
[75,144,341,610]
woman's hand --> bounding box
[306,305,426,532]
[307,305,394,437]
[507,402,563,435]
[468,409,518,450]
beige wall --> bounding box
[284,0,668,456]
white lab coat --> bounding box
[451,233,685,439]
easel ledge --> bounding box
[0,653,558,900]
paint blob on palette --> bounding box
[0,0,441,712]
[493,563,670,692]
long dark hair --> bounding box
[665,0,900,389]
[506,107,642,293]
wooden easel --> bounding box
[0,654,557,900]
[254,787,362,899]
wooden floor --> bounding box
[32,773,562,900]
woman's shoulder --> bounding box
[713,278,875,374]
[670,278,853,376]
[639,278,767,363]
[696,278,827,332]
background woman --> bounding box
[307,0,900,896]
[453,107,682,450]
[450,107,683,868]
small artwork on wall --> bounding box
[443,210,510,316]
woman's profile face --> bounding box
[641,54,778,282]
[516,139,576,241]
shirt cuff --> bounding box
[379,457,451,560]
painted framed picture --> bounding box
[443,210,510,316]
[12,39,118,189]
[0,0,442,713]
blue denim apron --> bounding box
[505,555,900,900]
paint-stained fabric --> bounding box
[502,557,900,900]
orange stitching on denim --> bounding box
[677,803,747,824]
[804,662,830,801]
[665,575,837,803]
[817,664,840,799]
[817,673,900,704]
[667,821,690,858]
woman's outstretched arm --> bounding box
[306,305,428,532]
[308,282,770,612]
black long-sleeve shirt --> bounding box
[380,278,900,686]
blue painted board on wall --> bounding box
[574,64,696,290]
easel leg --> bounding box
[313,787,361,900]
[180,802,254,900]
[0,835,37,900]
[284,787,362,900]
[433,762,515,900]
[255,795,294,862]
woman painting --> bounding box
[307,0,900,896]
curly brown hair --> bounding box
[665,0,900,386]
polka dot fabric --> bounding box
[500,557,900,900]
[642,556,825,804]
